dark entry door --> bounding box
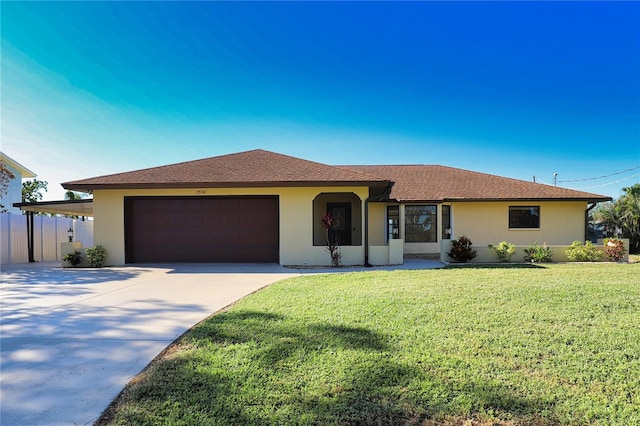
[125,196,279,263]
[327,202,352,245]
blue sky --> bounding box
[2,1,638,201]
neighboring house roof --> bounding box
[63,149,611,203]
[0,152,37,178]
[63,149,389,192]
[343,164,611,203]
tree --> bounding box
[22,179,48,203]
[593,183,640,254]
[64,190,87,201]
[0,161,15,213]
[63,190,88,218]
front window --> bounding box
[442,205,452,240]
[405,205,437,242]
[387,205,400,242]
[509,206,540,229]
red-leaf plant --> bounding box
[321,212,341,267]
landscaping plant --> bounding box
[62,250,82,267]
[320,212,341,267]
[565,240,603,262]
[523,242,553,263]
[604,238,626,262]
[488,241,516,262]
[447,235,477,262]
[86,245,107,267]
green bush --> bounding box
[604,238,625,262]
[447,235,477,263]
[524,242,553,263]
[62,250,82,267]
[86,245,107,267]
[488,241,516,262]
[565,241,603,262]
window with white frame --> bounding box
[387,205,400,242]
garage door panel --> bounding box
[125,196,279,263]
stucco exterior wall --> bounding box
[92,186,369,266]
[449,200,588,246]
[367,203,386,246]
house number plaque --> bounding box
[196,189,206,195]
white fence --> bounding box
[0,213,94,265]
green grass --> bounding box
[99,263,639,425]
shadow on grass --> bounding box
[97,309,559,425]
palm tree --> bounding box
[64,190,88,219]
[64,190,87,201]
[594,184,640,253]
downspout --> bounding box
[585,202,597,242]
[364,182,394,267]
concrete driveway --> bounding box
[0,259,442,425]
[0,262,299,426]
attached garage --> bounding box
[124,196,279,263]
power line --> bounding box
[558,165,640,183]
[567,172,640,190]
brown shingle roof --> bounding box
[63,149,388,191]
[342,164,611,202]
[63,149,611,202]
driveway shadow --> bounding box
[1,298,216,426]
[1,266,148,287]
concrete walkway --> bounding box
[0,260,442,425]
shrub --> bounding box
[320,213,341,267]
[62,250,82,267]
[86,245,107,267]
[604,238,625,262]
[488,241,516,262]
[524,242,553,263]
[565,240,603,262]
[447,236,477,263]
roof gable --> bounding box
[343,165,611,202]
[63,149,387,191]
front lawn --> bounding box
[99,263,639,425]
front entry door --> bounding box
[327,203,352,245]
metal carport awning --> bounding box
[13,199,94,217]
[12,199,94,262]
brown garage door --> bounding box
[125,196,279,263]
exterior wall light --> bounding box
[68,227,74,242]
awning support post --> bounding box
[27,211,35,263]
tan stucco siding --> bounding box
[367,203,386,246]
[450,201,587,246]
[93,190,126,265]
[92,186,369,266]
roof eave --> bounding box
[442,197,613,203]
[0,152,37,178]
[62,180,391,192]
